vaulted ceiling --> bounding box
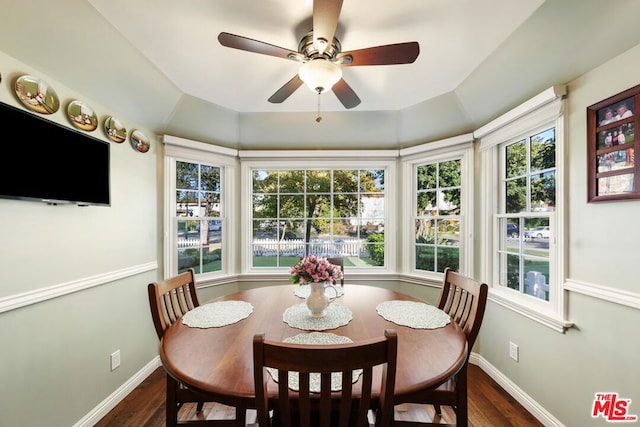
[2,0,640,150]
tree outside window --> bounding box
[415,159,461,273]
[251,168,386,268]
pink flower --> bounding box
[290,255,343,285]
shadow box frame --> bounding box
[587,84,640,202]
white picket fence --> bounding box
[252,238,366,257]
[178,237,368,257]
[178,238,201,248]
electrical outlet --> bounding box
[110,350,121,371]
[509,341,519,362]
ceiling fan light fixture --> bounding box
[298,58,342,94]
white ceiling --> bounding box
[2,0,640,149]
[88,0,544,113]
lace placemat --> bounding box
[181,301,254,328]
[376,300,451,329]
[283,303,352,331]
[267,332,362,392]
[293,284,345,299]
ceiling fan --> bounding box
[217,0,420,113]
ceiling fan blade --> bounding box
[218,32,303,61]
[337,42,420,66]
[313,0,343,54]
[332,78,361,109]
[268,75,304,104]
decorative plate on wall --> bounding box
[130,129,150,153]
[66,100,98,131]
[104,116,127,143]
[14,75,60,114]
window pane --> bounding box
[253,170,269,192]
[177,161,198,190]
[280,194,305,217]
[440,188,460,215]
[253,194,277,219]
[280,170,305,193]
[531,128,555,173]
[438,160,461,187]
[416,245,435,271]
[200,165,220,191]
[251,167,386,268]
[416,219,435,244]
[437,246,459,272]
[417,191,437,215]
[438,219,459,246]
[506,140,526,178]
[306,170,331,192]
[334,170,358,192]
[506,177,527,213]
[361,169,384,192]
[361,193,384,219]
[524,259,549,301]
[417,164,437,190]
[531,171,555,211]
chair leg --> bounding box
[196,401,204,413]
[455,366,469,427]
[235,405,247,427]
[166,374,179,427]
[434,404,442,416]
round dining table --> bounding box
[159,283,467,409]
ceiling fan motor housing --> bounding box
[298,31,341,61]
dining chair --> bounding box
[326,256,344,286]
[393,267,488,427]
[253,329,398,427]
[148,268,247,427]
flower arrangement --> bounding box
[289,255,343,285]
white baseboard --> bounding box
[73,357,162,427]
[473,353,565,427]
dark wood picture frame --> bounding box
[587,84,639,202]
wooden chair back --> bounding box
[326,256,345,286]
[147,268,200,339]
[147,269,247,426]
[438,267,488,352]
[393,269,488,427]
[253,329,398,427]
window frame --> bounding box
[400,135,475,282]
[163,135,238,280]
[476,86,572,332]
[239,154,397,277]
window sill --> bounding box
[489,289,574,333]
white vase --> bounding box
[305,282,338,318]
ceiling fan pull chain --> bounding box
[316,90,323,123]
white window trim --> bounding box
[239,152,397,278]
[399,134,475,282]
[475,87,574,333]
[162,135,238,280]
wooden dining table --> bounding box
[159,283,467,413]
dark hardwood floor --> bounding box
[95,363,543,426]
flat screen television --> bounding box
[0,101,110,206]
